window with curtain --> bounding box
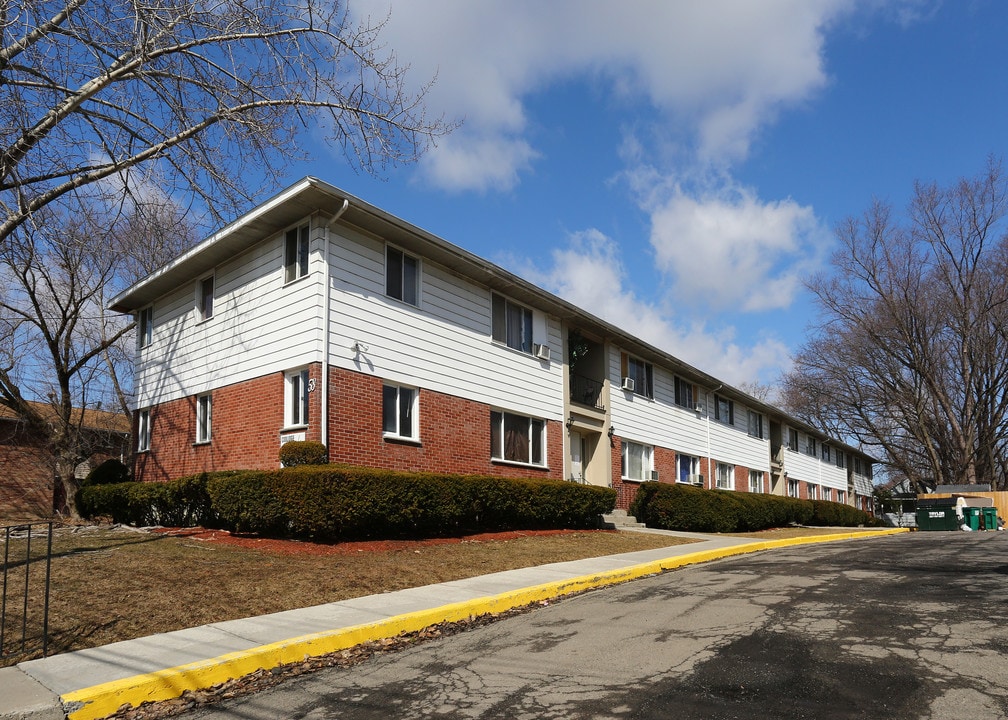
[621,441,653,481]
[491,294,533,353]
[490,410,544,465]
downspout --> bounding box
[706,384,722,490]
[322,199,350,452]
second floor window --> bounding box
[386,246,419,306]
[821,444,831,462]
[491,294,533,353]
[284,225,309,283]
[805,435,817,457]
[836,450,845,469]
[621,353,653,399]
[138,306,153,348]
[674,377,694,409]
[715,395,734,425]
[788,428,799,452]
[199,275,214,320]
[747,410,763,439]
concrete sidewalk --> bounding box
[0,528,905,720]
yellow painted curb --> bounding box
[61,528,907,719]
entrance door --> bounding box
[570,431,584,483]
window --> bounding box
[716,462,734,490]
[787,478,800,498]
[621,353,653,399]
[787,428,799,452]
[490,410,544,465]
[285,369,310,427]
[821,444,831,462]
[804,435,817,457]
[714,395,734,425]
[853,457,863,475]
[747,410,763,439]
[383,384,417,440]
[836,450,845,469]
[822,487,832,502]
[837,490,846,504]
[674,377,695,410]
[677,453,699,483]
[621,441,654,481]
[808,484,819,500]
[386,246,419,306]
[284,224,310,283]
[198,275,214,320]
[138,306,153,348]
[137,409,151,452]
[748,469,763,494]
[195,393,212,444]
[491,294,533,353]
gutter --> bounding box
[322,199,350,451]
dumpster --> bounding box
[916,500,961,531]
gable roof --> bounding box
[0,402,131,435]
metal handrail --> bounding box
[569,373,605,411]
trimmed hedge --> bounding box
[279,441,328,467]
[629,482,878,533]
[80,466,617,541]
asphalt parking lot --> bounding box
[177,532,1008,719]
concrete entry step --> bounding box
[602,509,646,529]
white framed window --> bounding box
[285,369,310,427]
[198,274,214,321]
[490,410,545,465]
[748,469,763,493]
[621,440,654,481]
[195,393,212,444]
[138,305,153,349]
[284,224,310,283]
[677,453,700,484]
[383,383,418,440]
[787,478,800,498]
[715,395,734,425]
[837,490,846,504]
[491,293,533,353]
[808,484,819,500]
[137,409,151,452]
[747,410,763,439]
[386,246,419,306]
[716,462,734,490]
[787,427,799,452]
[674,377,695,410]
[822,487,832,502]
[621,352,654,399]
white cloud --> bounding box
[353,0,854,191]
[520,229,794,386]
[646,184,828,312]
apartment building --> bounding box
[110,178,875,511]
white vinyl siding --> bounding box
[327,226,562,422]
[134,218,324,407]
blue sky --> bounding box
[275,0,1003,391]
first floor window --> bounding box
[716,462,734,490]
[787,478,800,498]
[677,453,699,483]
[621,440,653,481]
[822,487,832,502]
[491,294,533,353]
[284,224,310,283]
[748,469,763,493]
[137,409,151,452]
[837,490,846,504]
[491,410,544,465]
[383,384,417,439]
[286,369,309,427]
[808,484,819,500]
[196,393,212,443]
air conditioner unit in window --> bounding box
[694,404,704,413]
[688,474,704,486]
[650,470,660,481]
[621,377,635,392]
[533,343,551,361]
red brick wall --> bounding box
[0,427,53,522]
[136,365,562,483]
[326,366,561,478]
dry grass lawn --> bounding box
[0,523,874,666]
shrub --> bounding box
[206,471,287,534]
[279,441,328,467]
[81,458,130,486]
[77,474,214,527]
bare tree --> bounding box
[782,159,1008,490]
[0,0,450,514]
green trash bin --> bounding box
[981,506,998,530]
[962,507,981,531]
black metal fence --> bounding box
[1,522,53,660]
